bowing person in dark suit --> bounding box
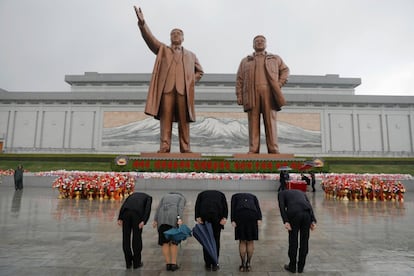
[278,189,317,273]
[118,192,152,269]
[195,190,228,271]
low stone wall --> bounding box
[1,175,412,192]
[0,175,279,191]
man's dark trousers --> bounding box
[288,210,312,271]
[122,209,143,267]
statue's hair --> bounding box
[171,28,184,35]
[253,35,266,42]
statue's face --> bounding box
[170,29,184,45]
[253,36,267,52]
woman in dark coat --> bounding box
[231,193,262,271]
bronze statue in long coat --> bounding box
[134,6,204,153]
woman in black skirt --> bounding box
[231,193,262,272]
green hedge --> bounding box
[0,153,118,163]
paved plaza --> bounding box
[0,175,413,275]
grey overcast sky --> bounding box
[0,0,413,95]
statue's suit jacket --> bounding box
[236,52,289,111]
[138,23,204,122]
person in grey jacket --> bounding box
[152,192,186,271]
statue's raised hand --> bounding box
[134,6,144,24]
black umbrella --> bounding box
[192,222,218,265]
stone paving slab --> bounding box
[0,176,413,275]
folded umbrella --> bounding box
[192,222,218,265]
[163,224,192,243]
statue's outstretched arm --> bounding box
[133,6,162,54]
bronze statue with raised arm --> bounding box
[236,35,289,154]
[134,6,204,153]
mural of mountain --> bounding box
[102,116,321,154]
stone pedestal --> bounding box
[140,152,202,158]
[232,153,295,159]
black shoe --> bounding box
[284,264,296,273]
[205,264,212,271]
[166,264,172,271]
[212,265,219,271]
[126,262,132,269]
[298,267,304,273]
[170,264,180,271]
[133,262,143,269]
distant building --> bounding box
[1,72,413,157]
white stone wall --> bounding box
[1,103,413,156]
[1,73,413,156]
[0,107,100,152]
[322,108,414,156]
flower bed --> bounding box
[51,172,135,200]
[321,174,407,202]
[0,169,16,176]
[4,170,407,201]
[40,170,306,181]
